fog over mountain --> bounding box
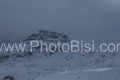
[0,0,120,43]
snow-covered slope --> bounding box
[0,30,120,80]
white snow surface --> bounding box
[0,38,120,80]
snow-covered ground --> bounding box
[1,67,120,80]
[1,32,120,80]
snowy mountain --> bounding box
[0,30,120,80]
[23,30,69,43]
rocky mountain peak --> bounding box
[23,30,70,43]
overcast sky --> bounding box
[0,0,120,43]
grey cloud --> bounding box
[0,0,120,43]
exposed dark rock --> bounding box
[2,75,15,80]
